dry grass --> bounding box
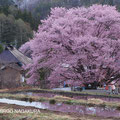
[53,95,74,100]
[0,93,120,110]
[0,99,118,120]
[0,113,75,120]
[87,98,104,105]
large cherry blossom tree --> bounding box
[21,5,120,88]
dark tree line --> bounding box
[0,0,38,49]
[0,0,14,6]
[0,0,119,49]
[22,0,118,24]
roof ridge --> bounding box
[0,47,32,65]
[9,47,32,65]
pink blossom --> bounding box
[21,5,120,88]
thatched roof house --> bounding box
[0,46,32,89]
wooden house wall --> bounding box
[0,67,21,89]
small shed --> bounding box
[0,46,32,89]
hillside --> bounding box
[14,0,120,21]
[14,0,120,9]
[0,0,36,48]
[0,0,120,48]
